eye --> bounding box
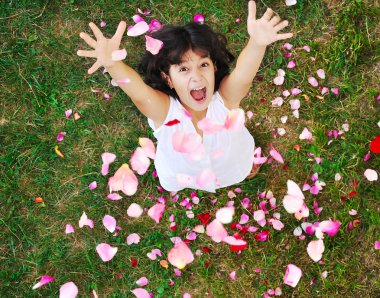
[201,62,209,67]
[179,67,188,72]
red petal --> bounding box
[184,239,191,245]
[131,258,138,267]
[370,135,380,153]
[197,213,211,225]
[353,180,358,188]
[348,190,357,198]
[230,243,248,252]
[165,119,180,126]
[230,222,238,229]
[202,246,212,253]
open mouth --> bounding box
[190,87,207,102]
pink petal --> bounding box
[283,264,302,288]
[130,147,150,175]
[108,164,138,196]
[57,132,66,142]
[183,293,191,298]
[303,45,310,52]
[271,97,284,107]
[283,42,293,50]
[195,168,216,188]
[136,277,148,287]
[65,224,75,234]
[133,14,145,23]
[239,214,250,224]
[280,116,288,123]
[139,137,156,159]
[193,225,205,233]
[299,127,312,140]
[283,180,305,213]
[216,207,235,224]
[148,203,166,223]
[269,146,284,164]
[167,241,194,269]
[145,35,163,55]
[103,215,116,233]
[321,86,329,95]
[289,99,300,110]
[206,219,228,243]
[287,60,296,69]
[319,219,341,236]
[172,131,205,160]
[111,49,127,61]
[253,210,265,222]
[229,271,236,280]
[193,13,205,24]
[334,173,342,181]
[96,243,118,262]
[307,239,325,262]
[223,236,247,246]
[32,275,54,290]
[348,209,357,216]
[331,87,339,95]
[364,169,378,181]
[127,233,141,245]
[224,108,245,131]
[270,219,285,231]
[375,241,380,250]
[107,193,122,200]
[59,281,78,298]
[131,288,150,298]
[100,21,107,27]
[127,203,144,218]
[79,212,94,228]
[290,87,302,95]
[101,152,116,175]
[186,232,197,241]
[308,76,319,87]
[253,147,268,165]
[283,90,291,97]
[88,181,97,190]
[65,109,72,118]
[313,200,323,214]
[273,76,285,85]
[197,117,225,134]
[148,19,162,33]
[127,21,149,37]
[316,69,325,79]
[246,111,253,119]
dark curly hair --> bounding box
[138,22,235,100]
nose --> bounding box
[191,68,202,82]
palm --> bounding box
[77,21,126,74]
[247,1,292,47]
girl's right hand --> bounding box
[77,21,127,74]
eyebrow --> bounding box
[178,53,210,65]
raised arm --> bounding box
[219,1,293,108]
[77,21,169,124]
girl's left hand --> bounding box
[247,1,293,46]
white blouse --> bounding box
[148,91,255,192]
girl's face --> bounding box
[167,50,216,116]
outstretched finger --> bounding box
[79,32,97,48]
[262,8,274,21]
[77,50,97,58]
[113,21,127,45]
[89,22,104,40]
[276,32,294,41]
[247,1,256,21]
[270,16,281,26]
[88,61,101,74]
[274,20,289,32]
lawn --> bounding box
[1,0,379,297]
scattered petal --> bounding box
[148,203,166,223]
[316,69,325,79]
[102,215,116,233]
[145,35,163,55]
[108,164,138,196]
[131,288,150,298]
[127,21,149,36]
[283,264,302,288]
[136,277,148,287]
[32,276,54,290]
[168,241,194,269]
[127,203,144,218]
[88,181,97,190]
[111,49,127,61]
[96,243,118,262]
[364,169,378,181]
[59,282,78,298]
[307,239,325,262]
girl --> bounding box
[77,1,292,192]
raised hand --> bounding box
[77,21,127,74]
[247,1,293,47]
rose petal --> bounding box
[127,21,149,37]
[145,35,163,55]
[364,169,378,181]
[65,224,75,234]
[131,288,150,298]
[283,264,302,288]
[147,203,166,223]
[111,49,127,61]
[32,276,54,290]
[216,207,235,224]
[96,243,118,262]
[136,277,148,287]
[307,239,325,262]
[102,215,116,233]
[167,241,194,269]
[127,203,144,218]
[59,282,78,298]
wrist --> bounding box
[248,38,267,49]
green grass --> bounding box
[1,0,379,297]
